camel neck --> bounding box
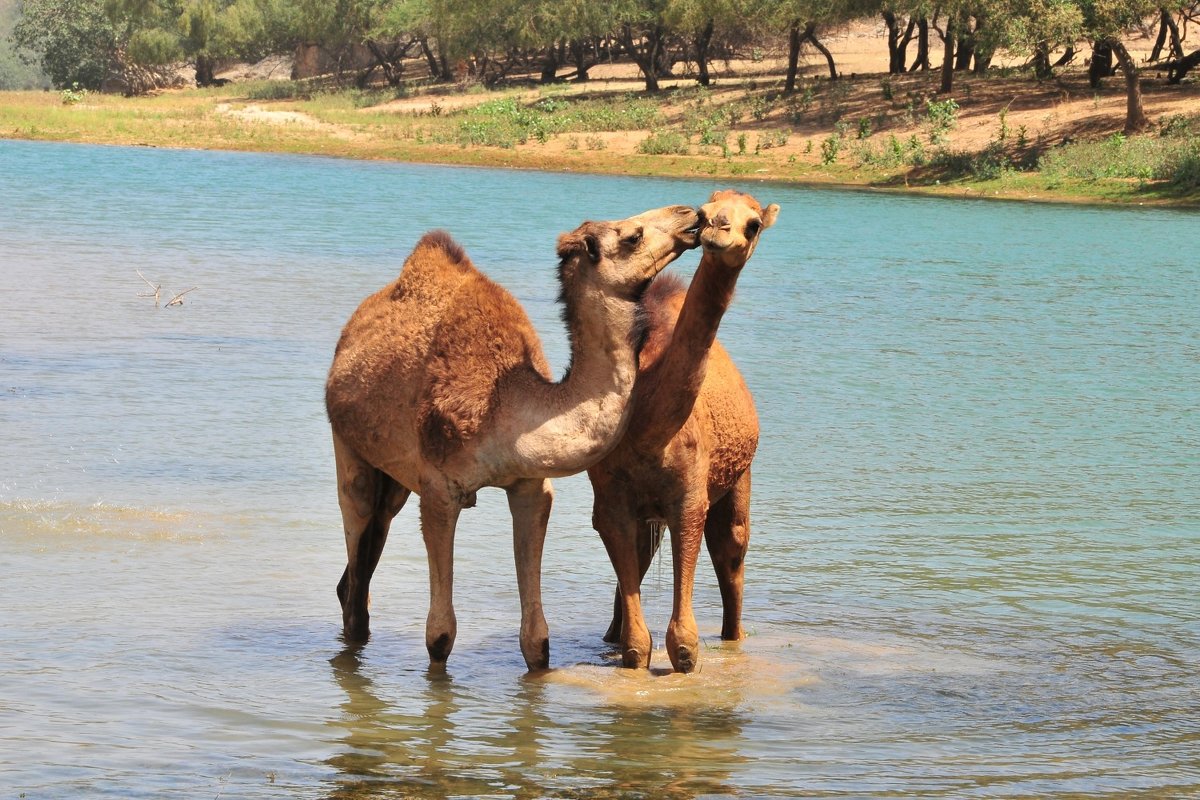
[500,293,641,478]
[628,255,739,448]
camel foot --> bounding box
[672,645,698,674]
[622,648,650,670]
[720,623,744,641]
[522,637,550,672]
[341,610,370,644]
[427,632,454,663]
[602,619,621,644]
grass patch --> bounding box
[1040,129,1200,189]
[638,130,689,155]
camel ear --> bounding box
[761,203,780,230]
[556,228,602,263]
[583,234,600,262]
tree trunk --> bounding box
[804,22,838,80]
[939,14,955,92]
[954,17,975,71]
[621,23,662,92]
[1033,40,1053,79]
[1089,40,1113,88]
[1149,9,1184,62]
[910,18,930,71]
[570,39,591,81]
[1109,38,1150,134]
[195,53,216,87]
[419,38,449,82]
[694,19,714,86]
[1053,46,1075,67]
[539,45,560,83]
[883,12,903,73]
[785,21,802,93]
[1165,48,1200,84]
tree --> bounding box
[1,0,51,88]
[11,0,116,88]
[617,0,672,91]
[1082,0,1154,132]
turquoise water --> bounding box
[1,138,1197,798]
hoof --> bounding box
[523,638,550,672]
[427,632,453,663]
[673,646,698,674]
[622,648,649,669]
[342,615,370,644]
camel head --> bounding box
[698,189,780,269]
[556,204,700,304]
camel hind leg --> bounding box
[603,518,663,643]
[334,433,411,643]
[704,468,751,641]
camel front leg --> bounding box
[334,434,410,643]
[666,496,708,673]
[419,487,462,666]
[507,478,554,671]
[705,469,751,641]
[594,495,653,669]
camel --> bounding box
[325,203,700,671]
[588,189,779,673]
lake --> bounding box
[1,138,1197,799]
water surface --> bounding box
[1,139,1198,798]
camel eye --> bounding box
[622,229,643,247]
[745,219,762,238]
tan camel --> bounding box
[325,204,700,671]
[588,189,778,673]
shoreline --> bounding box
[3,77,1198,209]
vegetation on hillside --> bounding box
[3,0,1198,203]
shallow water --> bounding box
[1,139,1198,798]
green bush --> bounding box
[638,130,689,155]
[245,81,312,101]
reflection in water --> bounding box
[325,643,753,798]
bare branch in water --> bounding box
[136,270,161,307]
[165,287,198,307]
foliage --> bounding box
[1039,130,1200,188]
[11,0,116,89]
[0,0,49,88]
[637,129,689,154]
[60,81,88,103]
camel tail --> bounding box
[413,230,470,266]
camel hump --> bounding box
[642,272,687,326]
[413,230,470,266]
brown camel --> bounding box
[325,204,700,671]
[588,189,778,673]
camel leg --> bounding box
[665,496,708,673]
[507,478,554,671]
[603,518,661,643]
[594,497,653,669]
[705,468,751,641]
[334,434,410,642]
[419,486,462,665]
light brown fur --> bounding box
[326,207,699,671]
[588,190,779,673]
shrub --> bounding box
[245,80,312,101]
[926,98,959,145]
[638,130,689,155]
